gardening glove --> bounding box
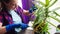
[29,5,37,13]
[6,23,29,31]
[20,23,29,30]
[6,24,21,31]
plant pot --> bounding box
[17,29,34,34]
[34,31,46,34]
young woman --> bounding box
[0,0,31,34]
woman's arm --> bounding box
[0,22,29,34]
[0,26,6,34]
[0,23,6,34]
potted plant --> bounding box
[32,0,60,34]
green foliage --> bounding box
[32,0,60,34]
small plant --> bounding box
[32,0,60,34]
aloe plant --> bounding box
[32,0,60,34]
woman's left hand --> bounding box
[23,10,30,16]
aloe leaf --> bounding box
[49,0,52,2]
[47,21,60,32]
[53,11,60,17]
[47,21,57,27]
[47,31,50,34]
[45,0,50,7]
[48,7,60,13]
[38,1,45,7]
[49,15,60,22]
[52,7,60,11]
[48,0,58,8]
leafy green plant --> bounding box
[32,0,60,34]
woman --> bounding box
[0,0,30,34]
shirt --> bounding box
[0,6,34,34]
[9,10,22,32]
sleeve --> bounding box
[16,6,36,24]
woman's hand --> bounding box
[6,23,29,31]
[0,22,2,27]
[20,23,29,30]
[0,22,6,34]
[23,10,30,16]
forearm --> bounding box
[0,22,6,34]
[0,26,6,34]
[0,22,28,34]
[23,10,36,20]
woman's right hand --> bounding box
[6,23,29,31]
[20,23,29,30]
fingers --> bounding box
[0,22,2,27]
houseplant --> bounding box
[32,0,60,34]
